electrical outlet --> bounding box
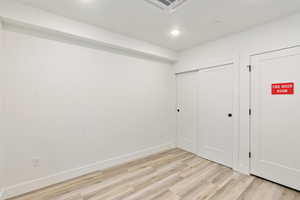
[32,158,40,167]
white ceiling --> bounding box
[13,0,300,51]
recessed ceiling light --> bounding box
[170,29,180,37]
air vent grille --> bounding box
[145,0,189,13]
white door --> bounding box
[197,64,235,168]
[251,46,300,190]
[176,72,198,153]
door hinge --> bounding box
[249,109,252,116]
[247,65,252,72]
[249,152,252,158]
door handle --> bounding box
[228,113,232,117]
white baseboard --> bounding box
[3,142,175,199]
[236,164,250,175]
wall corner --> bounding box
[0,18,5,200]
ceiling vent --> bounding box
[145,0,189,13]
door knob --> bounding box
[228,113,232,117]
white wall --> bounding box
[175,13,300,174]
[1,25,176,198]
[0,21,5,200]
[2,1,300,198]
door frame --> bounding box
[0,20,5,199]
[249,44,300,174]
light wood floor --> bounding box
[9,148,300,200]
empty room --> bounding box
[1,0,300,199]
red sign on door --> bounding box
[272,82,294,95]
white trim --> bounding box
[175,59,234,74]
[196,60,234,71]
[248,44,300,58]
[0,19,4,200]
[249,44,300,58]
[232,56,241,173]
[3,142,175,199]
[238,164,251,175]
[175,69,199,75]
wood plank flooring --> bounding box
[9,148,300,200]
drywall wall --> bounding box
[175,13,300,174]
[1,25,176,198]
[0,0,177,63]
[0,21,5,200]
